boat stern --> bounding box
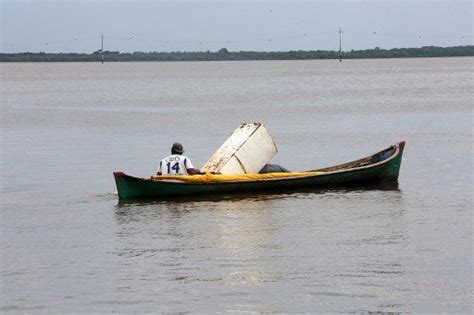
[114,172,147,199]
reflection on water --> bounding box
[111,185,407,311]
[114,192,283,287]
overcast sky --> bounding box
[1,0,472,53]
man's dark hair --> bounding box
[171,143,184,155]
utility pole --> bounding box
[101,34,104,64]
[338,28,343,62]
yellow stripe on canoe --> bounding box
[150,172,323,183]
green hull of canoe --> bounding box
[114,141,405,199]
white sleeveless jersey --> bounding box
[158,155,194,176]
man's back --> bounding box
[158,154,194,176]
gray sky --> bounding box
[1,0,472,53]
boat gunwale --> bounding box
[142,141,404,186]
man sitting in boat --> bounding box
[157,143,201,176]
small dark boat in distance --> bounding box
[113,141,405,200]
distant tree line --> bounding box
[1,46,473,62]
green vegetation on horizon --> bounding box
[1,46,473,62]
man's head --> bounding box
[171,143,184,155]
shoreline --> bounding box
[1,45,473,62]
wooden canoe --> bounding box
[113,141,405,199]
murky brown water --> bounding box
[1,58,472,313]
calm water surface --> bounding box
[0,58,472,313]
